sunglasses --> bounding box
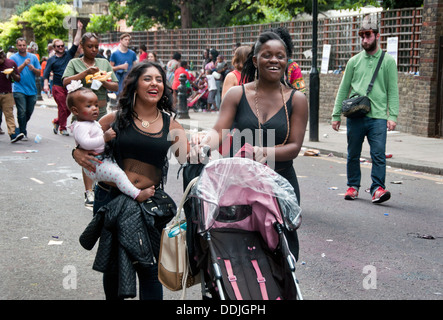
[358,30,374,39]
[56,44,65,48]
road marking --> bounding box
[30,177,44,184]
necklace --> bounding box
[254,80,289,147]
[136,109,161,128]
[81,57,95,68]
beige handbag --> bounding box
[158,177,200,297]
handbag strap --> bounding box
[175,176,200,225]
[366,50,385,95]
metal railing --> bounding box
[99,8,422,73]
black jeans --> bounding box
[94,183,163,300]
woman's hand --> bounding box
[86,66,99,75]
[253,146,268,164]
[73,148,101,173]
[189,143,211,164]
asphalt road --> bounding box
[0,105,442,301]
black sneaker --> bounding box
[10,132,25,143]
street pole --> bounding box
[309,0,319,142]
[177,73,190,119]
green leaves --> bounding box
[0,1,73,58]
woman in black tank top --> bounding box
[73,62,189,300]
[191,30,308,260]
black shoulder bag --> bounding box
[342,51,386,118]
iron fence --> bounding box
[99,7,422,73]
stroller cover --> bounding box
[190,157,301,245]
[188,157,302,300]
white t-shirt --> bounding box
[206,74,217,91]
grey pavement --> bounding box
[36,95,443,175]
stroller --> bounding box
[187,72,208,111]
[187,87,208,111]
[181,155,303,300]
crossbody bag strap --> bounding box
[366,50,386,96]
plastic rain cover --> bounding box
[189,157,301,234]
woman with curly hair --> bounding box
[72,61,189,299]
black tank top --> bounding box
[114,112,172,181]
[232,85,295,171]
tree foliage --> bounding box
[0,1,73,58]
[106,0,423,30]
[87,14,118,34]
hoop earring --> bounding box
[133,92,137,108]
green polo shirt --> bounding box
[62,58,117,102]
[332,48,399,122]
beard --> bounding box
[362,38,377,52]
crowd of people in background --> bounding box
[0,24,307,208]
[1,26,308,136]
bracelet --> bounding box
[71,145,79,160]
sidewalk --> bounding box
[37,96,443,175]
[178,110,443,176]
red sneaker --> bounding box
[372,187,391,203]
[344,187,358,200]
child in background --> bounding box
[205,69,218,112]
[66,80,155,202]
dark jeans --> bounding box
[346,117,387,195]
[93,183,163,300]
[13,92,37,136]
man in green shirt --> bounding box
[331,15,399,204]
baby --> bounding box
[66,80,154,202]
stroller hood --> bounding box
[190,158,301,237]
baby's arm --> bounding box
[103,128,116,143]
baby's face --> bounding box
[74,91,99,122]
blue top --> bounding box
[110,49,137,94]
[11,53,41,95]
[43,44,78,86]
[110,49,137,74]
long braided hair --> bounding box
[241,31,292,87]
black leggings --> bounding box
[103,265,163,300]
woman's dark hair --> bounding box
[269,27,294,58]
[81,32,100,44]
[241,31,290,85]
[172,52,181,60]
[105,61,174,160]
[209,48,219,62]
